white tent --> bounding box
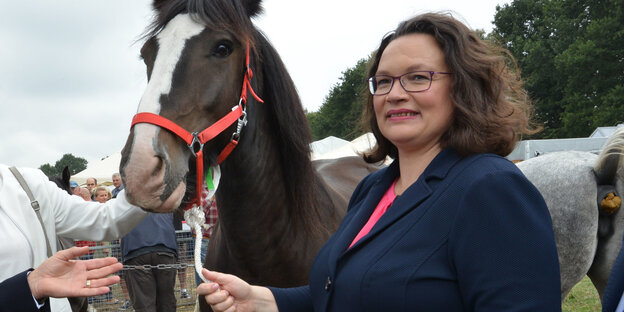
[310,136,350,157]
[590,123,624,138]
[312,133,377,160]
[72,152,122,185]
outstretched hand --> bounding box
[197,269,278,312]
[27,246,122,300]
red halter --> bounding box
[130,41,263,208]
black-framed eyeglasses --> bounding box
[368,71,452,95]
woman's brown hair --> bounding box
[363,12,538,163]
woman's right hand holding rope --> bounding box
[197,269,278,312]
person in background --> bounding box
[93,187,112,204]
[198,12,561,311]
[111,173,124,199]
[78,188,91,202]
[85,178,97,200]
[121,213,178,312]
[0,246,122,312]
[70,181,81,196]
[172,212,191,300]
[0,164,147,311]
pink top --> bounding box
[348,180,397,249]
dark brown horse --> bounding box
[119,0,379,308]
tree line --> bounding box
[307,0,623,141]
[39,153,88,177]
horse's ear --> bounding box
[240,0,263,17]
[62,166,71,184]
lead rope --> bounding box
[184,165,221,283]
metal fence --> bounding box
[81,230,198,311]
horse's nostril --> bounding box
[152,154,165,176]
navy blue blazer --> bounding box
[271,149,561,311]
[602,230,624,312]
[0,270,50,312]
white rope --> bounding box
[184,165,221,284]
[185,206,209,283]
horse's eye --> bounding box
[212,42,233,58]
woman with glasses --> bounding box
[198,12,561,311]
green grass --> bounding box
[562,276,601,312]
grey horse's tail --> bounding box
[595,127,624,185]
[594,127,624,238]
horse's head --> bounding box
[120,0,263,212]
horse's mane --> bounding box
[594,127,624,184]
[144,0,260,41]
[252,30,332,233]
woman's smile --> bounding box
[386,109,420,120]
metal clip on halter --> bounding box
[232,104,247,141]
[189,132,204,155]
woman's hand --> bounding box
[27,246,122,300]
[197,268,278,312]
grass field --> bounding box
[563,276,601,312]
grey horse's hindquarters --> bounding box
[517,151,599,300]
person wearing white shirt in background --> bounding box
[0,165,148,311]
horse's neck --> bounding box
[214,114,335,259]
[219,143,289,225]
[217,125,318,231]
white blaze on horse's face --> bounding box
[133,13,205,167]
[123,14,205,212]
[137,14,204,115]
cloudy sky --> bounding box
[0,0,510,170]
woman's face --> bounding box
[373,33,454,154]
[94,190,108,203]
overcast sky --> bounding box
[0,0,510,170]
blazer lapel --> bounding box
[347,149,461,251]
[326,163,399,270]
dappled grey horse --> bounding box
[518,127,624,300]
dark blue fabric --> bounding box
[602,230,624,312]
[111,185,124,198]
[0,269,49,312]
[121,213,178,261]
[269,285,313,312]
[271,149,561,312]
